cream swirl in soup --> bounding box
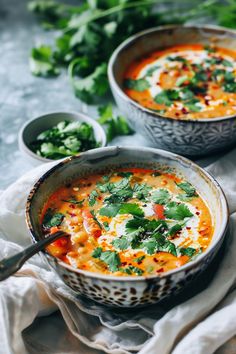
[124,44,236,119]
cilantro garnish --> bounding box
[112,236,129,250]
[92,248,121,272]
[99,204,121,217]
[103,221,110,231]
[134,255,145,263]
[176,181,198,200]
[151,189,170,205]
[30,120,100,160]
[62,198,84,206]
[133,183,152,201]
[145,65,160,77]
[164,202,193,220]
[119,203,144,217]
[124,78,150,92]
[89,190,99,206]
[43,211,64,228]
[154,89,180,106]
[179,247,196,258]
[120,266,143,276]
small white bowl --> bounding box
[18,111,107,165]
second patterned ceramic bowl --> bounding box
[26,146,228,307]
[108,25,236,156]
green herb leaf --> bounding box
[124,78,150,92]
[30,45,60,77]
[151,189,170,205]
[103,221,110,231]
[92,247,102,258]
[120,265,144,276]
[154,89,179,106]
[43,211,64,228]
[112,236,129,250]
[133,183,152,201]
[100,250,121,272]
[164,202,193,220]
[62,198,84,206]
[89,190,99,206]
[134,255,145,263]
[119,203,144,217]
[99,204,121,217]
[179,247,196,258]
[176,181,197,197]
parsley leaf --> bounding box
[92,247,102,258]
[151,189,170,205]
[164,202,193,220]
[124,78,150,91]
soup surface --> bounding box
[41,168,213,276]
[124,44,236,119]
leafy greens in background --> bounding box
[28,0,206,104]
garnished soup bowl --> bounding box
[26,146,228,307]
[108,25,236,156]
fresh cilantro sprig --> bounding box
[97,104,133,142]
[30,120,100,160]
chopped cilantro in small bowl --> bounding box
[19,111,106,164]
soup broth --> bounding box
[41,168,213,276]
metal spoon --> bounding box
[0,231,68,281]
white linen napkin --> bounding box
[0,148,236,354]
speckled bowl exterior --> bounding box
[26,146,228,307]
[108,25,236,156]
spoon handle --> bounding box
[0,231,66,281]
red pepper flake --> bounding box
[186,226,191,230]
[69,204,76,209]
[175,112,180,117]
[153,257,158,263]
[205,99,210,106]
[181,107,188,114]
[121,262,127,266]
[69,213,76,217]
[98,196,102,200]
[157,268,164,273]
[196,211,200,215]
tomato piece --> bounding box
[153,204,165,219]
[46,236,69,257]
[82,209,102,238]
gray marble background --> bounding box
[0,0,151,189]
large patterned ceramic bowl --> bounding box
[25,146,228,307]
[108,25,236,156]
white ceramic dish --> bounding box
[18,111,107,165]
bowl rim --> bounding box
[25,145,229,282]
[108,24,236,124]
[18,110,107,163]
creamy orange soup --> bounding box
[124,44,236,119]
[41,168,213,276]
